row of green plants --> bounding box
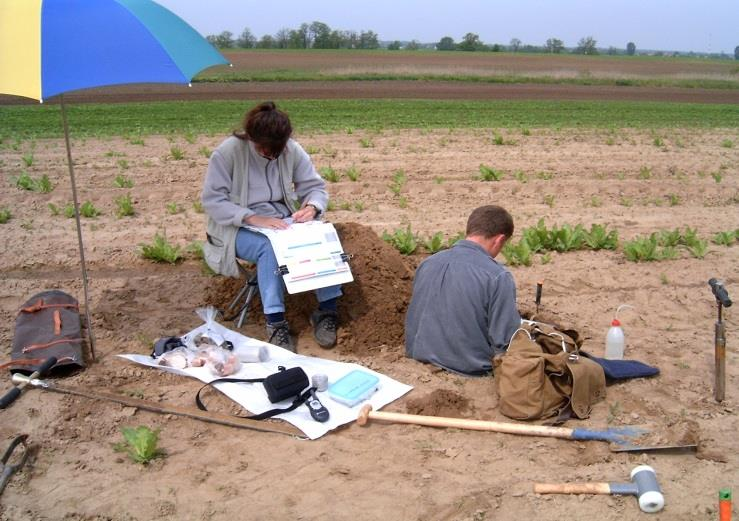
[318,165,361,182]
[138,233,216,268]
[7,146,203,171]
[381,225,464,255]
[0,197,203,223]
[327,199,366,212]
[622,228,719,262]
[4,132,733,162]
[379,220,738,266]
[10,172,136,194]
[506,223,737,265]
[4,100,738,140]
[502,220,619,266]
[12,171,54,192]
[8,212,732,271]
[3,173,203,221]
[478,163,728,184]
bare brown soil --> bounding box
[2,80,738,105]
[220,50,736,77]
[0,127,737,520]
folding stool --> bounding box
[222,261,259,329]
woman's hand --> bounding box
[243,215,290,230]
[292,204,318,223]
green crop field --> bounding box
[1,99,737,139]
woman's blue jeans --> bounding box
[235,228,342,314]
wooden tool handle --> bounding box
[357,404,573,439]
[534,483,611,495]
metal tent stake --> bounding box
[60,95,96,361]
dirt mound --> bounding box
[405,389,472,418]
[206,222,413,355]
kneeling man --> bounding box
[405,205,521,376]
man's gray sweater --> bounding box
[405,240,521,376]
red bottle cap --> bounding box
[611,319,621,326]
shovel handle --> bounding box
[0,356,57,409]
[534,483,611,495]
[357,404,574,438]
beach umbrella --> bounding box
[0,0,229,360]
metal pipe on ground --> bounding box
[10,374,304,438]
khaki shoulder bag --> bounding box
[493,321,605,423]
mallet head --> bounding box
[357,404,373,426]
[631,465,664,513]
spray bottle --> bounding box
[605,305,634,360]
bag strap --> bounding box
[22,337,84,354]
[18,299,79,315]
[195,377,313,421]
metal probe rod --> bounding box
[709,278,731,403]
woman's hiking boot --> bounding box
[310,310,338,348]
[266,320,296,353]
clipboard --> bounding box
[244,220,353,294]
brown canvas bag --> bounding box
[494,322,605,422]
[6,290,86,374]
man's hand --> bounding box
[292,204,318,223]
[244,215,290,230]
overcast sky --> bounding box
[156,0,737,54]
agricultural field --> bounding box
[210,49,739,88]
[0,95,737,520]
[2,50,738,107]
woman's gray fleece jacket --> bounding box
[201,136,329,278]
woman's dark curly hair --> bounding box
[234,101,292,158]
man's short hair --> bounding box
[466,205,514,239]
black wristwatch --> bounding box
[306,203,321,217]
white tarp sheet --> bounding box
[118,320,412,440]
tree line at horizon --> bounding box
[206,21,738,59]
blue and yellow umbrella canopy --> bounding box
[0,0,228,101]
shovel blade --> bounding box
[607,420,700,453]
[610,442,698,453]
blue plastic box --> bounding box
[328,370,380,407]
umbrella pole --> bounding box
[59,95,97,362]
